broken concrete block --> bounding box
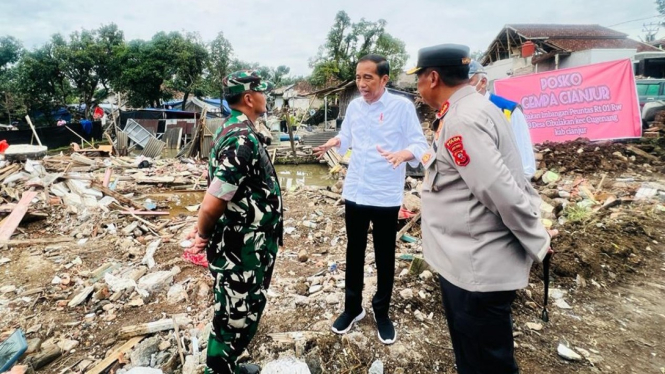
[167,284,187,304]
[130,336,161,367]
[138,271,174,295]
[262,356,311,374]
[68,286,95,307]
[403,193,421,213]
[557,342,583,361]
[57,339,79,351]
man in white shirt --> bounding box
[468,61,537,179]
[314,54,428,345]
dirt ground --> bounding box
[1,138,664,374]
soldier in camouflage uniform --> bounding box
[185,70,282,374]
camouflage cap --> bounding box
[223,70,274,95]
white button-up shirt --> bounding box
[336,89,428,207]
[485,92,536,178]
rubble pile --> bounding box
[0,137,664,373]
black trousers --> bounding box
[343,201,400,319]
[439,275,519,374]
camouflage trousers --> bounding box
[204,229,278,374]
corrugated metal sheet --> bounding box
[164,127,182,149]
[200,134,214,159]
[135,119,159,134]
[205,118,224,136]
[116,131,129,155]
[141,137,166,158]
[124,119,154,148]
[165,119,196,135]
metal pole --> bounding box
[324,95,328,130]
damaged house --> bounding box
[481,24,660,85]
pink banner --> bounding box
[494,59,642,144]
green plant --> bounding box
[564,204,591,222]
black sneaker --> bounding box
[238,363,261,374]
[374,315,397,344]
[331,308,366,334]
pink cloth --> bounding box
[182,251,208,267]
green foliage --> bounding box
[0,36,24,122]
[309,11,408,86]
[52,24,124,117]
[204,32,234,102]
[2,26,299,120]
[163,32,208,110]
[564,204,591,222]
[0,36,22,72]
[113,38,170,107]
[15,42,73,122]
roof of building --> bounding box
[506,24,626,39]
[482,24,659,64]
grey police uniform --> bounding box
[421,85,550,292]
[408,43,550,374]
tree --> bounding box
[205,32,234,109]
[0,36,22,73]
[470,50,485,61]
[0,36,24,123]
[15,42,73,123]
[658,0,665,16]
[271,65,290,87]
[96,24,125,91]
[162,32,208,110]
[114,38,169,108]
[309,11,408,86]
[54,25,124,118]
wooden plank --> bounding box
[85,336,144,374]
[71,153,96,166]
[91,181,143,210]
[103,168,113,188]
[118,319,175,339]
[0,164,20,183]
[64,125,94,148]
[319,190,342,200]
[26,346,62,370]
[25,115,43,146]
[0,237,74,247]
[104,132,117,157]
[119,211,169,216]
[396,211,422,242]
[626,145,659,162]
[0,190,38,241]
[267,331,325,344]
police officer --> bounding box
[407,44,551,373]
[185,70,282,374]
[468,60,537,179]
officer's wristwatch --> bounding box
[197,232,210,240]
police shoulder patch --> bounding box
[444,135,470,167]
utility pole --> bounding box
[642,22,660,43]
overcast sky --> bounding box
[0,0,660,76]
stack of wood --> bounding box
[269,145,319,164]
[322,149,342,168]
[645,111,665,139]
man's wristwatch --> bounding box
[197,232,210,240]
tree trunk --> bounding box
[5,92,10,124]
[85,100,92,120]
[181,91,190,111]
